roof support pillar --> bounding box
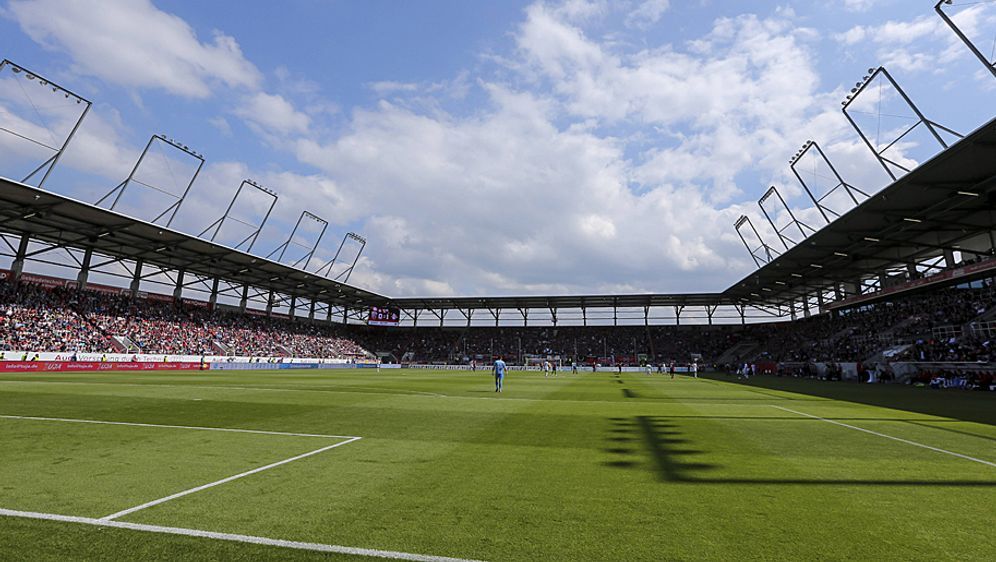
[519,308,528,327]
[342,306,348,325]
[309,300,316,321]
[76,247,93,290]
[428,308,444,327]
[239,285,249,313]
[846,280,860,297]
[129,259,144,298]
[549,306,558,326]
[209,278,220,309]
[644,306,650,327]
[907,262,918,280]
[266,290,274,316]
[582,307,587,327]
[289,296,297,321]
[173,269,185,301]
[674,305,684,326]
[9,234,30,282]
[943,248,956,269]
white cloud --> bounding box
[554,0,610,23]
[580,214,617,240]
[368,81,420,95]
[289,73,780,294]
[626,0,670,30]
[514,5,845,204]
[843,0,876,13]
[7,0,261,98]
[234,92,310,136]
[834,6,996,73]
[209,116,232,137]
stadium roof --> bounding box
[1,116,995,317]
[386,293,740,312]
[0,179,392,309]
[721,115,996,308]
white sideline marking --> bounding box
[0,508,484,562]
[771,406,995,468]
[100,436,361,521]
[0,414,357,440]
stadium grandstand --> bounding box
[1,2,995,561]
[2,116,995,383]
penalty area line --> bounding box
[771,405,995,468]
[0,508,485,562]
[100,437,361,521]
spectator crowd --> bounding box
[1,278,368,359]
[2,276,994,384]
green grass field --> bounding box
[0,368,993,561]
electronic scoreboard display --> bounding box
[368,306,401,326]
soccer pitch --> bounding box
[0,369,993,561]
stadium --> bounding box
[1,1,994,561]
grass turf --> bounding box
[0,368,993,561]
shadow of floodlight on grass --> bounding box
[602,416,996,488]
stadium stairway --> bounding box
[211,340,231,355]
[111,335,140,353]
[716,340,759,365]
[862,343,913,365]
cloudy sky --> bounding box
[0,0,994,298]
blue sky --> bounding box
[1,0,994,298]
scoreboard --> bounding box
[368,306,401,326]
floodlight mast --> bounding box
[333,233,366,284]
[95,134,205,226]
[268,210,329,271]
[790,140,869,224]
[0,59,92,189]
[734,215,780,269]
[199,178,278,252]
[841,66,963,181]
[757,185,816,250]
[315,232,367,283]
[935,0,996,79]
